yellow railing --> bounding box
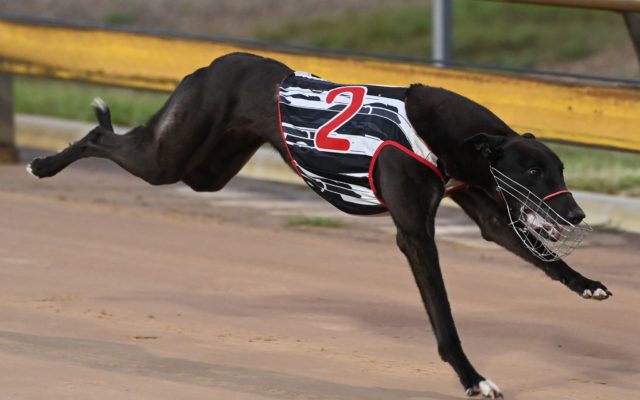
[0,17,638,152]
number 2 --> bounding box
[315,86,366,152]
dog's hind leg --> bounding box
[451,186,612,300]
[28,53,290,188]
[28,111,184,185]
[28,67,226,185]
[373,147,502,398]
[180,127,265,192]
[27,122,128,179]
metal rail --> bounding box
[432,0,640,82]
[474,0,640,71]
[0,73,17,162]
[476,0,640,12]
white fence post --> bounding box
[623,12,640,66]
[432,0,453,67]
[0,73,17,164]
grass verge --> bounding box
[547,143,640,196]
[286,215,344,228]
[255,1,627,67]
[14,76,168,127]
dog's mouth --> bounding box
[509,203,591,261]
[490,166,592,261]
[519,208,562,242]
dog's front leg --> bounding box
[451,186,612,300]
[375,149,502,398]
[396,228,501,397]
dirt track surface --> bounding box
[1,150,639,399]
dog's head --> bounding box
[465,132,585,228]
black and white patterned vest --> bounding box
[278,72,445,215]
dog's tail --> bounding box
[91,97,114,131]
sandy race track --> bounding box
[1,150,639,399]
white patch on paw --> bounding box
[466,379,502,398]
[25,162,36,178]
[91,97,107,112]
[582,289,593,298]
[479,379,502,398]
[593,288,608,299]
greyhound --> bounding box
[27,52,612,398]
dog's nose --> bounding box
[567,208,585,224]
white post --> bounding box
[624,12,640,67]
[0,73,17,164]
[432,0,453,67]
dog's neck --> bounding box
[405,84,517,191]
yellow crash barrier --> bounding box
[1,18,638,152]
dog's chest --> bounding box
[278,72,444,215]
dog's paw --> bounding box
[25,161,37,177]
[573,279,612,301]
[581,287,612,300]
[91,97,108,112]
[465,379,503,398]
[27,157,57,179]
[26,158,45,178]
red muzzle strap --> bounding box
[543,189,571,202]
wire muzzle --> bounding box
[490,167,592,262]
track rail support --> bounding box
[624,12,640,66]
[0,73,17,164]
[432,0,453,67]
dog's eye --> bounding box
[527,167,542,177]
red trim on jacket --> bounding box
[368,140,446,206]
[277,83,303,178]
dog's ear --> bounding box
[464,133,506,161]
[522,132,536,140]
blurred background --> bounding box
[2,0,639,200]
[2,0,637,75]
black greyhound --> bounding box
[28,52,612,398]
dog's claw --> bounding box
[575,277,612,301]
[465,379,502,398]
[592,288,609,300]
[581,287,611,300]
[91,97,107,112]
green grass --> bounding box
[547,143,640,196]
[14,76,168,126]
[255,1,627,67]
[286,215,344,228]
[103,12,138,26]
